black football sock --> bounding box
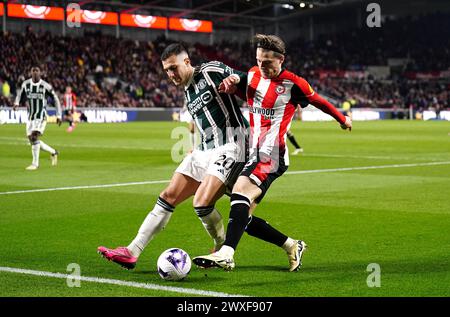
[224,193,251,250]
[245,216,288,247]
[287,131,301,149]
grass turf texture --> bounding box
[0,120,449,297]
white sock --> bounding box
[39,141,56,154]
[197,208,225,249]
[282,237,296,252]
[31,142,40,166]
[127,201,173,258]
[218,245,235,258]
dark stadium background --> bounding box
[0,0,449,305]
[0,0,448,118]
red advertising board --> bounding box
[120,14,167,29]
[6,4,212,32]
[7,4,64,21]
[169,18,212,33]
[67,9,118,25]
[0,3,4,17]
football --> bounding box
[157,248,192,281]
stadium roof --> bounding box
[11,0,364,28]
[10,0,447,29]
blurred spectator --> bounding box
[0,13,448,110]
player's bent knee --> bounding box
[193,195,215,208]
[232,180,250,195]
[232,183,262,204]
[159,189,178,206]
[28,134,39,144]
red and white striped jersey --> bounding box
[246,66,345,165]
[63,92,77,111]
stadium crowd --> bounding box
[0,27,188,108]
[0,13,448,110]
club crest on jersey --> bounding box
[275,85,286,95]
[198,79,207,90]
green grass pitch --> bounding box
[0,120,449,297]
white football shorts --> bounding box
[175,142,245,187]
[26,119,47,136]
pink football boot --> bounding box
[97,246,137,270]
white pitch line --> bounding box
[0,266,247,297]
[301,153,406,160]
[1,138,447,159]
[0,141,381,157]
[0,180,170,195]
[0,140,160,151]
[285,161,450,175]
[1,161,450,196]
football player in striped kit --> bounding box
[194,34,352,271]
[13,65,62,170]
[98,43,248,269]
[98,43,299,271]
[63,86,77,132]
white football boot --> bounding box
[193,252,235,271]
[287,240,307,272]
[25,164,38,171]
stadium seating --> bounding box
[0,13,448,110]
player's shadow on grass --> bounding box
[135,270,226,283]
[238,265,286,272]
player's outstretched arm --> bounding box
[341,116,352,131]
[310,94,352,132]
[13,82,26,111]
[47,85,62,126]
[292,76,352,132]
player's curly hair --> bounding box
[252,34,286,57]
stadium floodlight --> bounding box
[300,2,306,8]
[309,4,314,8]
[282,4,295,10]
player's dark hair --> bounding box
[253,34,286,57]
[30,64,41,71]
[161,43,188,61]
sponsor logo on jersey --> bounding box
[28,93,44,99]
[200,91,213,103]
[188,91,213,115]
[248,106,275,120]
